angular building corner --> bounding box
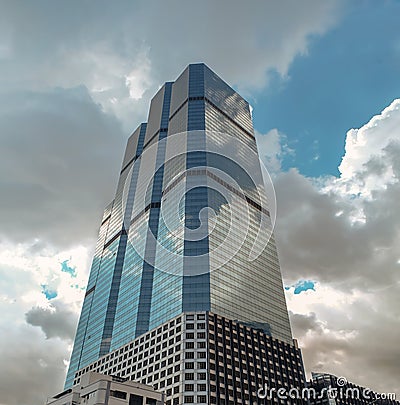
[56,63,307,405]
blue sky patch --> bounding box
[41,284,57,300]
[61,259,77,277]
[70,283,86,290]
[253,2,400,178]
[285,280,316,295]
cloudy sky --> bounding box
[0,1,399,404]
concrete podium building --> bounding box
[61,63,307,404]
[47,372,164,405]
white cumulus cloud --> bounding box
[270,99,400,395]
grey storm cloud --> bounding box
[294,286,400,394]
[0,323,68,405]
[0,86,125,247]
[274,166,400,290]
[0,0,342,128]
[289,311,323,335]
[0,264,73,405]
[268,112,400,395]
[25,301,78,341]
[0,0,342,84]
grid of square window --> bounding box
[181,313,208,404]
[73,311,308,405]
[74,312,209,405]
[208,313,307,405]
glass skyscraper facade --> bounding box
[65,63,293,390]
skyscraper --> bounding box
[64,64,305,404]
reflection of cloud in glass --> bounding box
[120,130,276,277]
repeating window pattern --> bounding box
[65,124,148,388]
[74,312,307,405]
[208,313,307,405]
[74,313,209,405]
[66,63,294,393]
